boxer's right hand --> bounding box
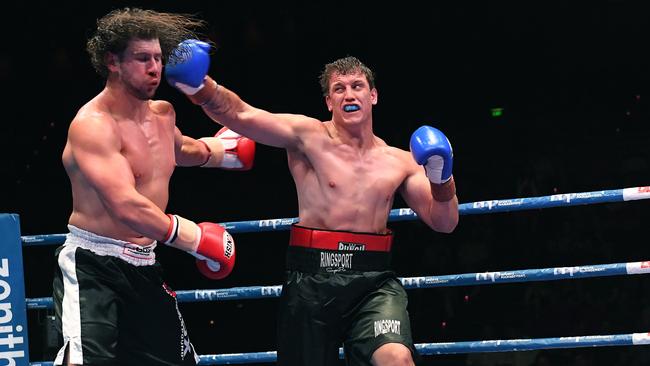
[165,39,211,95]
[163,214,236,280]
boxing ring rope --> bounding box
[23,260,650,309]
[25,332,650,366]
[197,332,650,364]
[21,186,650,244]
[2,186,648,365]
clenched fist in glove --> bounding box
[163,214,235,280]
[199,127,255,170]
[410,125,456,202]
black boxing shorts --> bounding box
[277,225,419,366]
[52,225,198,365]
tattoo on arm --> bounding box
[201,83,234,115]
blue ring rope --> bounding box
[29,332,650,365]
[20,186,650,246]
[26,260,650,309]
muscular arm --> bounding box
[398,158,459,233]
[174,127,213,167]
[189,76,319,150]
[68,116,169,240]
[166,43,319,150]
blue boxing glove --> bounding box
[165,39,211,95]
[410,125,453,184]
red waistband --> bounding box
[289,225,393,252]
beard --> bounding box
[127,82,156,100]
[122,73,158,100]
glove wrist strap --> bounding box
[163,214,201,252]
[188,76,218,106]
[197,137,224,168]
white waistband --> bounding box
[65,225,156,266]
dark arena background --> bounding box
[1,1,650,365]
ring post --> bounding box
[0,214,30,366]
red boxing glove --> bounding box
[163,215,235,280]
[199,127,255,170]
[193,222,236,280]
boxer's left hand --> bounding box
[410,125,453,184]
